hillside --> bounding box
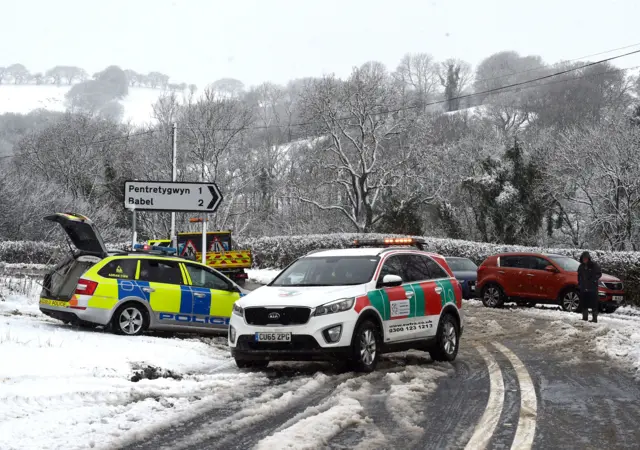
[0,85,168,125]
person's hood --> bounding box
[237,284,369,308]
[580,251,591,264]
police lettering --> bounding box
[159,313,229,325]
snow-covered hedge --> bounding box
[0,241,63,265]
[235,233,640,305]
[2,234,640,304]
[0,241,128,267]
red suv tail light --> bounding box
[75,278,98,296]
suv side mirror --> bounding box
[380,274,403,287]
[545,265,558,273]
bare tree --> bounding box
[180,88,253,185]
[6,64,29,84]
[210,78,245,98]
[296,62,419,232]
[546,118,640,250]
[394,53,440,112]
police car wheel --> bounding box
[429,314,459,362]
[235,359,269,369]
[349,320,381,373]
[112,303,148,336]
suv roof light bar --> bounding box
[352,237,426,251]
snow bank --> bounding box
[466,301,640,380]
[246,268,281,285]
[0,283,249,450]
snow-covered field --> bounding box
[0,277,245,450]
[0,85,169,125]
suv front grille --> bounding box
[603,282,623,291]
[244,307,312,326]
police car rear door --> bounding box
[136,259,188,324]
[44,213,109,258]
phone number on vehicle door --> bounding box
[388,319,434,333]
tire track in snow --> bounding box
[131,371,347,450]
[326,354,455,450]
[229,372,368,450]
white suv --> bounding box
[228,238,464,372]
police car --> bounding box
[39,213,245,335]
[229,238,464,372]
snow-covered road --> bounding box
[3,272,640,449]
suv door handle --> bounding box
[142,287,155,293]
[406,291,414,298]
[434,287,442,294]
[498,270,505,274]
[527,274,535,277]
[194,292,206,298]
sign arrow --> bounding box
[207,185,221,210]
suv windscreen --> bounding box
[271,256,380,287]
[445,258,477,272]
[548,256,580,272]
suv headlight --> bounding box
[232,303,244,317]
[314,297,355,316]
[599,281,607,288]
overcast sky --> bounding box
[3,0,640,88]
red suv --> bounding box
[476,252,624,313]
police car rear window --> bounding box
[138,260,183,285]
[98,259,137,280]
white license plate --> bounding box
[613,296,623,302]
[255,332,291,342]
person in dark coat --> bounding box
[577,251,602,323]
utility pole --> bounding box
[170,122,177,247]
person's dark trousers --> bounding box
[581,290,598,322]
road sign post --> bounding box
[170,123,178,247]
[123,181,223,213]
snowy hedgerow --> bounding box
[0,241,63,265]
[3,234,640,304]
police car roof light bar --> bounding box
[133,243,178,255]
[352,237,426,250]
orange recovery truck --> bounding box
[148,230,252,286]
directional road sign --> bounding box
[124,181,223,212]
